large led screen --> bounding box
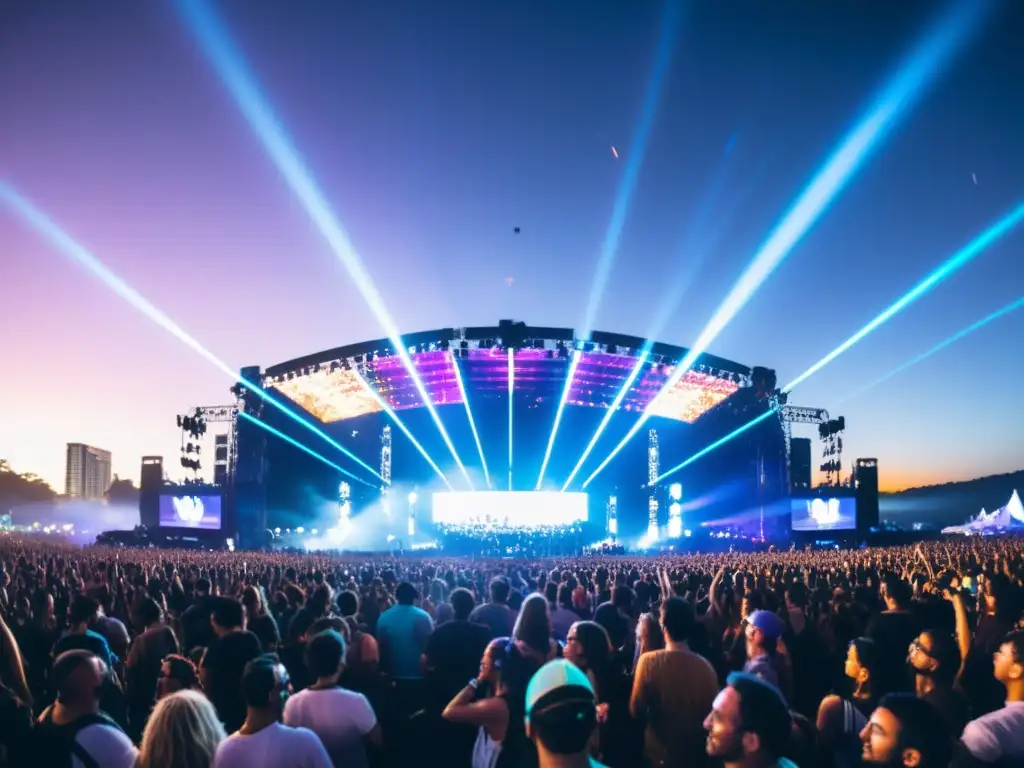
[432,491,588,528]
[791,497,857,532]
[158,494,223,530]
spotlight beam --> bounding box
[450,352,490,488]
[580,0,683,339]
[352,367,454,491]
[582,0,991,489]
[238,411,370,485]
[655,201,1024,484]
[179,0,473,490]
[536,350,581,489]
[508,348,514,491]
[561,349,650,491]
[0,182,383,483]
[838,295,1024,404]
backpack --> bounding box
[33,706,125,768]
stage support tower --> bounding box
[647,429,660,540]
[380,425,392,523]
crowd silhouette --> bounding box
[0,535,1022,767]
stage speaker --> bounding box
[139,456,163,528]
[790,438,812,492]
[855,458,879,533]
[233,366,267,549]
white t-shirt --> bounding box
[73,723,138,768]
[961,700,1024,763]
[284,687,377,768]
[213,722,332,768]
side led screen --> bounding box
[158,494,223,530]
[791,497,857,531]
[432,491,588,528]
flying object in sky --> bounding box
[611,146,619,159]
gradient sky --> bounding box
[2,0,1022,495]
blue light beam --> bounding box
[508,348,514,491]
[350,366,454,491]
[583,0,991,488]
[535,350,582,489]
[838,295,1024,404]
[450,352,491,488]
[0,182,382,483]
[782,201,1024,392]
[561,349,650,491]
[237,411,371,485]
[656,200,1024,483]
[580,0,683,338]
[179,0,473,490]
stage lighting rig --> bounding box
[818,417,846,486]
[606,495,618,538]
[647,429,660,541]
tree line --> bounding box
[0,459,139,506]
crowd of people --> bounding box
[0,534,1023,767]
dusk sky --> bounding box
[2,0,1022,495]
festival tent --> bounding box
[942,490,1024,534]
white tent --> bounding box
[942,490,1023,535]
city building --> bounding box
[65,443,112,500]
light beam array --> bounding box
[581,0,992,489]
[561,349,650,491]
[838,295,1024,405]
[0,182,382,484]
[450,352,491,488]
[655,200,1024,484]
[535,350,581,489]
[237,411,369,484]
[351,366,454,491]
[179,0,473,490]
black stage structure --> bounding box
[159,321,854,550]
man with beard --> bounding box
[907,629,969,736]
[859,693,952,768]
[704,672,796,768]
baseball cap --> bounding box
[747,610,784,639]
[525,659,595,721]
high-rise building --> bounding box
[65,443,112,500]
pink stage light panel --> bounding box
[371,350,462,412]
[270,349,739,424]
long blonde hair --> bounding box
[137,689,226,768]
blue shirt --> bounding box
[376,604,433,680]
[53,629,117,669]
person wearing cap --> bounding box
[525,659,608,768]
[744,610,791,702]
